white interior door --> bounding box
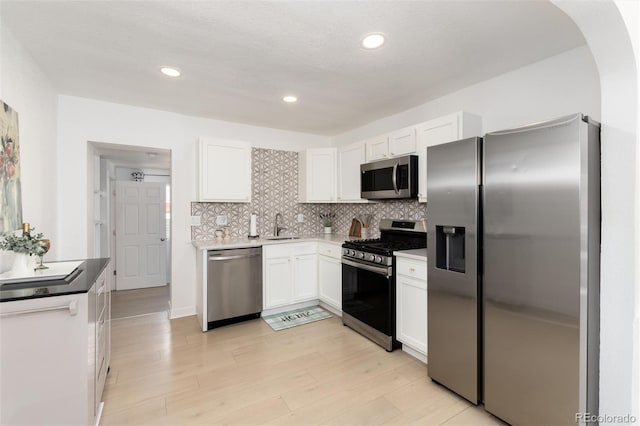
[115,181,166,290]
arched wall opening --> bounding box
[551,0,639,419]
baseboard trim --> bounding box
[401,344,428,364]
[262,300,318,317]
[319,301,342,317]
[170,305,196,319]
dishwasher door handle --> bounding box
[208,254,260,261]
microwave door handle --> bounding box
[392,161,399,194]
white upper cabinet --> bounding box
[388,126,417,157]
[365,135,390,161]
[366,127,417,161]
[337,142,367,202]
[416,111,482,202]
[197,138,252,202]
[299,148,337,203]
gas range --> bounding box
[341,219,427,352]
[342,219,427,267]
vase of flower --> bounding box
[11,252,33,275]
[1,223,45,276]
[319,212,335,234]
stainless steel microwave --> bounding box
[360,155,419,200]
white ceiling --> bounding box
[1,1,586,136]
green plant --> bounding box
[0,229,44,255]
[319,212,335,227]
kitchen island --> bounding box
[0,258,111,426]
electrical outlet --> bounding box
[297,213,304,223]
[190,215,201,226]
[216,214,228,226]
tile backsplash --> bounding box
[191,148,426,240]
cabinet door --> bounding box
[338,142,366,202]
[264,257,292,309]
[198,138,251,202]
[396,274,428,354]
[365,135,389,161]
[318,255,342,311]
[300,148,337,202]
[293,254,318,302]
[416,113,461,202]
[388,126,417,157]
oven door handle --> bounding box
[342,258,391,277]
[391,161,399,194]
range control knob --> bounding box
[350,250,356,256]
[367,254,376,262]
[343,248,349,255]
[375,256,383,263]
[358,252,365,259]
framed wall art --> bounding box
[0,101,22,233]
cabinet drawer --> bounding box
[262,244,292,259]
[97,289,106,322]
[96,351,107,407]
[396,258,427,280]
[292,242,317,256]
[96,270,107,318]
[317,242,342,259]
[97,315,106,356]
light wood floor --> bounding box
[102,313,504,425]
[111,285,170,319]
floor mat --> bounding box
[262,305,332,331]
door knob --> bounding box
[161,238,166,241]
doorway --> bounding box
[89,142,172,319]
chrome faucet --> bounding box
[274,213,287,236]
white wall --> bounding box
[332,45,600,144]
[0,27,58,272]
[56,95,330,318]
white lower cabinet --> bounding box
[293,254,318,302]
[263,243,318,309]
[318,254,342,311]
[262,241,342,312]
[264,256,293,308]
[0,264,110,426]
[396,257,428,357]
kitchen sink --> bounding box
[264,236,301,240]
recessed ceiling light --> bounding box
[160,67,181,78]
[282,95,298,103]
[361,33,385,49]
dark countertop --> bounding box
[0,258,110,302]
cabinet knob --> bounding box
[390,152,395,156]
[410,268,415,272]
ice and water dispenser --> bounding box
[435,225,466,273]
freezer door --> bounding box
[426,137,481,404]
[483,113,599,425]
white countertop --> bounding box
[192,233,362,250]
[394,248,427,261]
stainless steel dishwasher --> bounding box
[207,247,262,329]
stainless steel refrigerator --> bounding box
[426,113,600,425]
